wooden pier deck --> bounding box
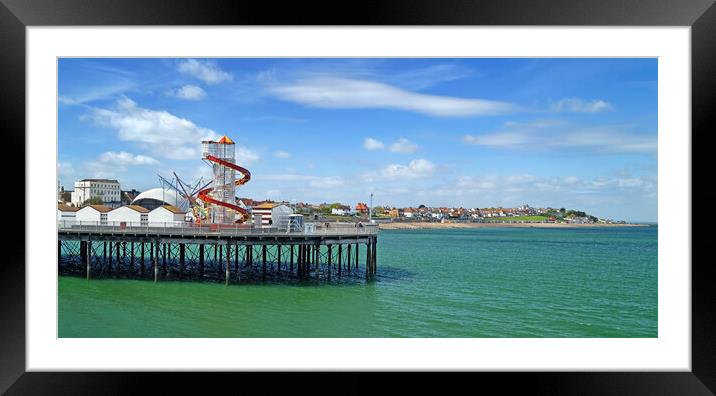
[57,222,379,284]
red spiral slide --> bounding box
[197,154,252,223]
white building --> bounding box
[131,188,182,211]
[107,205,149,226]
[331,206,351,216]
[71,179,122,209]
[148,205,186,226]
[57,203,79,222]
[252,202,294,228]
[75,204,112,225]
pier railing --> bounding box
[57,220,379,236]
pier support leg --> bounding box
[373,238,377,275]
[327,245,332,281]
[355,243,359,271]
[234,244,239,273]
[116,242,121,276]
[58,241,62,265]
[277,245,281,274]
[85,241,91,280]
[347,244,351,272]
[365,242,371,280]
[315,244,320,280]
[199,244,205,278]
[290,245,294,273]
[298,245,304,277]
[162,243,167,275]
[225,244,230,286]
[262,245,267,279]
[80,241,87,269]
[130,242,134,272]
[338,244,342,277]
[179,243,185,279]
[108,242,113,274]
[141,243,145,276]
[235,244,241,282]
[154,242,159,283]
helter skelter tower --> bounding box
[197,135,252,224]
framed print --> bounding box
[3,0,714,393]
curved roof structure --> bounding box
[131,188,181,210]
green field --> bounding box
[485,215,549,222]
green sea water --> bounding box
[58,226,657,338]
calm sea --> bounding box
[58,226,657,337]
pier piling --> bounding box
[59,225,378,283]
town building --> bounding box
[252,202,294,228]
[121,189,141,206]
[130,188,181,211]
[107,205,150,226]
[148,205,186,226]
[355,202,369,214]
[71,179,122,209]
[331,205,351,216]
[57,203,79,222]
[75,204,112,225]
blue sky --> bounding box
[58,58,657,221]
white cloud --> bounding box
[274,151,291,159]
[268,77,517,117]
[97,151,159,166]
[265,189,282,199]
[464,126,656,154]
[165,85,206,100]
[86,151,159,178]
[363,137,385,150]
[84,97,257,163]
[58,161,75,178]
[235,146,260,165]
[380,159,436,179]
[552,98,613,113]
[389,138,419,153]
[309,176,345,188]
[261,173,345,189]
[177,59,233,85]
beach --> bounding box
[377,222,649,230]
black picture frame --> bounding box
[2,0,713,393]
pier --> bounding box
[57,222,378,284]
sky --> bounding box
[57,58,658,222]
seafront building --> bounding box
[74,204,112,225]
[57,203,79,221]
[107,205,149,226]
[71,179,122,209]
[148,205,187,225]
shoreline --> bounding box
[377,222,651,230]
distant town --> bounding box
[57,178,628,225]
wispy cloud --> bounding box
[464,120,655,154]
[261,173,345,188]
[389,138,419,153]
[375,159,436,180]
[267,77,517,117]
[178,59,232,85]
[551,98,613,113]
[363,137,385,150]
[86,151,159,178]
[274,151,291,159]
[363,137,418,153]
[165,85,206,100]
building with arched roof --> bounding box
[130,188,182,211]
